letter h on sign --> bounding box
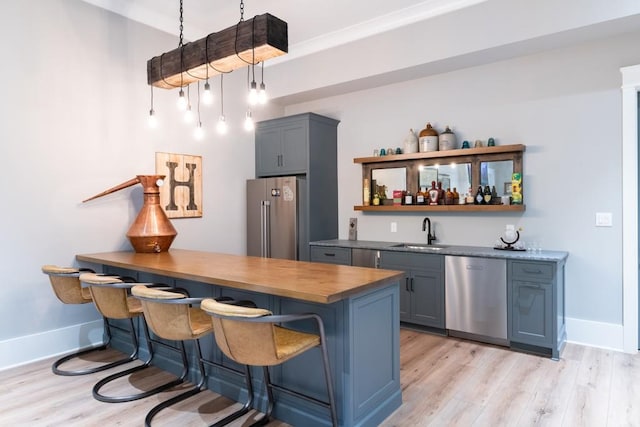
[155,152,203,218]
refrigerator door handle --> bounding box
[261,200,271,258]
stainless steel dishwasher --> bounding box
[445,256,507,346]
[351,248,379,268]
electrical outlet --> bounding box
[595,212,612,227]
[348,218,358,240]
[391,222,397,233]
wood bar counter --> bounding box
[77,249,404,427]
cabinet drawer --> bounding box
[379,251,442,271]
[511,261,554,281]
[310,246,351,265]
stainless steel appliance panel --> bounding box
[445,256,507,344]
[351,249,379,268]
[246,177,298,260]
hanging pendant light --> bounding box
[194,81,205,140]
[258,62,267,104]
[244,109,254,131]
[184,85,194,123]
[217,75,228,134]
[202,80,213,105]
[148,86,158,128]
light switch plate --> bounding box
[390,222,397,233]
[595,212,613,227]
[348,218,357,240]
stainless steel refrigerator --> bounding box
[246,176,308,260]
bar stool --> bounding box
[131,285,254,427]
[79,273,185,403]
[41,265,132,376]
[201,299,338,427]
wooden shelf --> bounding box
[354,204,526,212]
[353,144,525,164]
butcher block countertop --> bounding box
[77,249,404,304]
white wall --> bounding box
[0,0,279,369]
[284,30,640,348]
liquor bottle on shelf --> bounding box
[474,186,484,205]
[437,182,445,205]
[483,186,492,204]
[428,181,440,205]
[444,188,454,205]
[416,187,426,205]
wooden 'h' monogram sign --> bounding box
[155,152,202,218]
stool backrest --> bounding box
[201,299,281,366]
[131,285,198,341]
[80,273,133,319]
[42,265,88,304]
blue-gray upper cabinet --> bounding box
[379,251,445,329]
[507,260,566,360]
[255,113,339,177]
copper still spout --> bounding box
[83,175,177,253]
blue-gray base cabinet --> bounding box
[379,251,445,329]
[507,259,566,360]
[98,265,401,427]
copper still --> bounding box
[83,175,177,253]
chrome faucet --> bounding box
[422,217,437,245]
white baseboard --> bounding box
[0,320,104,372]
[566,316,625,352]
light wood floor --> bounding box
[2,330,639,426]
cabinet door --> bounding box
[511,280,552,347]
[255,128,283,176]
[280,123,308,174]
[411,270,445,328]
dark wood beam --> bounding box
[147,13,287,89]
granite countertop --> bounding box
[310,239,568,262]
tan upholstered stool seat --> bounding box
[80,273,142,319]
[42,265,92,304]
[131,285,212,341]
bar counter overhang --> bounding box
[77,249,404,427]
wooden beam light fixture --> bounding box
[147,13,288,90]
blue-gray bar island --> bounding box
[77,249,404,427]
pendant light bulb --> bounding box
[148,109,158,129]
[258,82,267,105]
[244,110,254,131]
[194,122,205,140]
[202,81,213,105]
[248,81,258,106]
[217,115,228,134]
[184,105,194,123]
[177,88,187,111]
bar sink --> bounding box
[391,243,449,251]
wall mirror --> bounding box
[372,167,406,199]
[481,160,513,196]
[419,163,471,193]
